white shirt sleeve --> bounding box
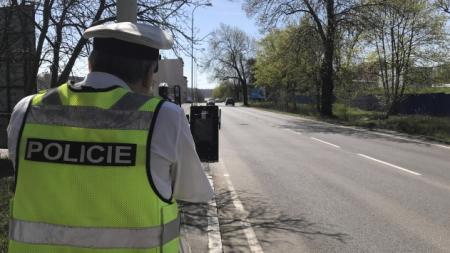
[7,95,34,168]
[150,102,213,203]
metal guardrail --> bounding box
[0,149,13,178]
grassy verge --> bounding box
[365,86,450,95]
[250,101,450,144]
[0,176,12,253]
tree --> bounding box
[204,23,255,106]
[362,0,445,115]
[212,85,223,99]
[436,0,450,14]
[212,80,236,99]
[333,20,367,114]
[1,0,208,89]
[244,0,364,116]
[255,20,322,111]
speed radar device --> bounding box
[190,105,219,162]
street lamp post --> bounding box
[117,0,137,23]
[191,3,212,104]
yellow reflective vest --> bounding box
[8,83,180,253]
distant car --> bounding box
[206,99,215,106]
[225,98,235,106]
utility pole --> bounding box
[117,0,137,23]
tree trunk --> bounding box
[293,91,297,111]
[320,0,335,117]
[387,96,401,117]
[242,79,248,106]
[50,40,61,87]
[316,80,321,112]
[58,38,88,85]
[320,39,334,117]
[58,0,106,85]
[30,0,54,90]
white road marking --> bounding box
[357,154,422,176]
[435,144,450,150]
[219,161,265,253]
[223,174,230,177]
[285,129,302,135]
[206,172,223,253]
[310,137,341,148]
[364,131,450,150]
[283,128,302,135]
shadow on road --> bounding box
[179,201,209,229]
[180,188,350,251]
[218,190,350,244]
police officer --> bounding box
[7,21,213,252]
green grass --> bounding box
[250,101,450,143]
[333,104,384,122]
[365,86,450,95]
[0,176,12,253]
[250,101,320,117]
[408,87,450,94]
[350,115,450,143]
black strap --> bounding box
[111,92,152,111]
[41,88,62,106]
[68,84,123,93]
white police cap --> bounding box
[83,22,173,50]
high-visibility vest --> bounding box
[8,83,180,253]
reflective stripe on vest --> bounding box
[9,216,180,249]
[26,106,154,130]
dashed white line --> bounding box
[219,161,265,253]
[357,154,422,176]
[365,131,450,150]
[206,172,223,253]
[310,137,341,148]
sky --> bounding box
[169,0,261,90]
[69,0,261,90]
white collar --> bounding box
[72,72,130,90]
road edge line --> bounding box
[206,169,223,253]
[218,160,265,253]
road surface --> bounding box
[212,105,450,253]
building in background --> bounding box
[153,58,187,103]
[0,5,35,148]
[37,72,83,90]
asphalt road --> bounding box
[213,104,450,253]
